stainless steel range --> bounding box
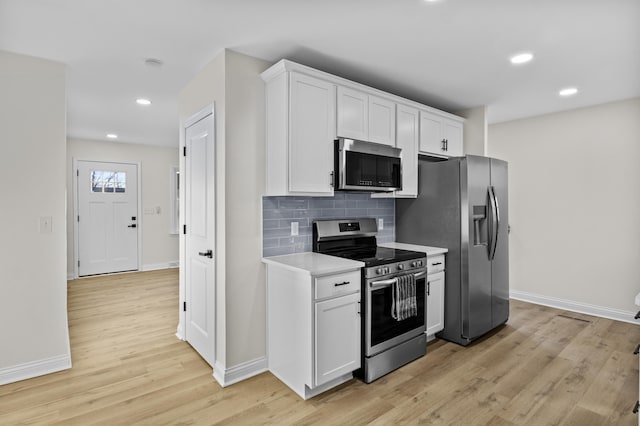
[313,218,428,383]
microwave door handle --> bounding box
[369,277,398,290]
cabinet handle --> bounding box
[441,139,446,151]
[334,281,350,287]
[633,400,639,414]
[330,171,335,188]
[635,310,640,319]
[432,262,443,266]
[427,282,431,296]
[634,344,640,355]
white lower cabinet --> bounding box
[314,292,361,386]
[264,257,361,400]
[426,254,446,338]
[426,271,445,337]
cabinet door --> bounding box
[314,292,361,386]
[395,104,419,197]
[442,119,463,157]
[426,271,445,336]
[337,86,368,140]
[419,111,445,156]
[368,95,396,146]
[289,72,336,194]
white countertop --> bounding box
[379,242,448,257]
[262,252,364,276]
[635,292,640,306]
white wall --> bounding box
[66,139,180,276]
[224,50,268,366]
[178,50,228,367]
[457,106,487,156]
[0,50,71,383]
[178,49,270,379]
[488,98,640,317]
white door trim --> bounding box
[73,158,142,279]
[177,103,215,345]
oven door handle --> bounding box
[369,277,398,289]
[413,270,426,280]
[369,270,426,289]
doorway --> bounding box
[74,160,141,277]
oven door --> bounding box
[365,270,426,357]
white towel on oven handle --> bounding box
[391,272,417,321]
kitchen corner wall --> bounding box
[262,193,395,257]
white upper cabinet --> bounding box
[289,73,336,194]
[368,95,396,146]
[263,67,336,196]
[419,110,464,158]
[394,104,419,197]
[337,86,396,146]
[336,86,368,140]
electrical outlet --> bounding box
[291,222,299,236]
[378,218,384,230]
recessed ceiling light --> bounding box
[136,98,152,106]
[106,133,118,139]
[510,53,534,65]
[559,87,578,97]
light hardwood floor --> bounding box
[1,269,638,425]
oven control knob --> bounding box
[411,261,417,267]
[384,267,390,274]
[376,268,382,275]
[398,264,404,270]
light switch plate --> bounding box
[291,222,299,236]
[378,218,384,230]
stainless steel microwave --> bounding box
[334,138,402,192]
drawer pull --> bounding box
[431,262,443,266]
[633,400,639,414]
[334,281,350,287]
[634,344,640,355]
[635,310,640,320]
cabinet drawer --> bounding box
[315,270,361,300]
[427,255,445,274]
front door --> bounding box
[76,160,139,276]
[184,109,216,367]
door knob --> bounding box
[198,249,213,258]
[128,224,137,228]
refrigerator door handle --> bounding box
[488,186,500,261]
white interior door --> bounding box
[76,161,139,276]
[184,111,216,367]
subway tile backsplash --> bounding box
[263,193,395,257]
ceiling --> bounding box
[1,0,638,148]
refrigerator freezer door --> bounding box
[490,158,509,328]
[462,156,493,340]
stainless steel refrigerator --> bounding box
[396,155,509,346]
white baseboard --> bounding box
[510,290,639,324]
[213,357,268,387]
[142,261,179,272]
[0,354,72,386]
[67,262,178,280]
